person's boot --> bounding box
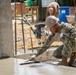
[68,52,76,67]
[61,56,68,66]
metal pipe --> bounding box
[23,15,35,34]
[14,0,17,55]
[29,28,34,53]
[20,2,26,53]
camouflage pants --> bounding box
[53,45,63,59]
[53,44,76,58]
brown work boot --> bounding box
[68,52,76,67]
[60,56,68,66]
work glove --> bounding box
[28,54,37,61]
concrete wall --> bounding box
[0,0,14,57]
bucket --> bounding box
[24,0,33,6]
[59,6,70,23]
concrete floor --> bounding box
[0,58,76,75]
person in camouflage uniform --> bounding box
[53,22,76,66]
[28,16,76,66]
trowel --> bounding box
[20,58,40,65]
[20,60,40,65]
[20,55,40,65]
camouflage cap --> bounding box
[45,16,59,30]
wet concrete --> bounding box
[0,58,76,75]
